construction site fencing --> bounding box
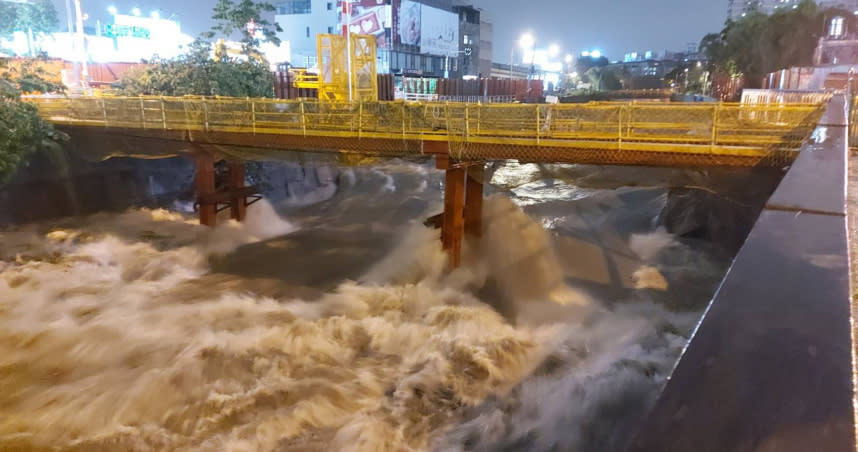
[742,89,833,106]
[26,96,826,162]
[437,95,516,103]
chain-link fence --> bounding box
[26,96,826,166]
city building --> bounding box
[728,0,858,21]
[385,0,462,77]
[274,0,339,68]
[813,14,858,66]
[453,4,480,78]
[478,11,493,77]
[762,15,858,90]
[274,0,490,78]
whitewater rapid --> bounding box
[0,161,726,451]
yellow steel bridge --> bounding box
[26,95,829,167]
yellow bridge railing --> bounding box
[25,96,826,162]
[850,96,858,149]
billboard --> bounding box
[420,5,458,57]
[395,0,421,47]
[339,0,393,49]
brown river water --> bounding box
[0,160,732,451]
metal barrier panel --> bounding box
[351,34,378,102]
[742,89,833,106]
[24,96,827,162]
[317,34,348,102]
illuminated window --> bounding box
[277,0,311,14]
[830,16,845,37]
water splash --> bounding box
[0,172,716,451]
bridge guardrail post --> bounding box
[202,99,210,133]
[100,97,107,127]
[139,98,146,129]
[401,102,407,141]
[251,100,256,134]
[711,104,719,151]
[476,104,481,136]
[536,105,541,146]
[445,102,451,141]
[358,101,363,139]
[160,97,167,130]
[464,105,470,140]
[181,98,188,130]
[300,100,307,137]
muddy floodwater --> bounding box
[0,160,764,451]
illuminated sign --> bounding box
[104,23,150,39]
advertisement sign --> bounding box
[420,5,458,56]
[339,0,392,49]
[395,0,421,47]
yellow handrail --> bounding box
[24,95,826,160]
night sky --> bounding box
[52,0,727,61]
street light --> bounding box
[548,44,560,58]
[519,33,534,50]
[565,54,573,64]
[131,7,141,16]
[151,10,160,19]
[107,5,117,14]
[510,32,535,79]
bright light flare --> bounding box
[519,33,534,49]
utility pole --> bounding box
[73,0,88,88]
[343,0,353,101]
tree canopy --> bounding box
[209,0,282,59]
[117,40,275,97]
[117,0,279,97]
[0,58,66,184]
[700,0,852,84]
[0,0,60,55]
[575,56,610,76]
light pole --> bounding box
[511,32,533,79]
[73,0,88,89]
[519,33,536,94]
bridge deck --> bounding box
[27,96,827,167]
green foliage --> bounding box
[116,40,275,98]
[0,3,15,38]
[582,66,622,91]
[0,58,67,184]
[0,0,59,55]
[209,0,282,59]
[117,0,280,98]
[16,0,59,36]
[575,56,609,76]
[700,0,850,84]
[2,56,65,93]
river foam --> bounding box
[0,175,710,451]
